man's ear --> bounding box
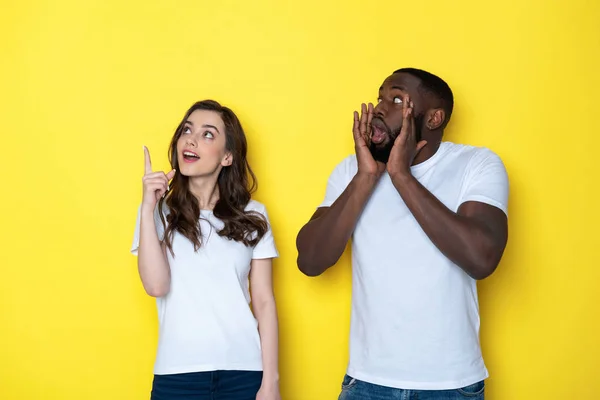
[426,108,446,130]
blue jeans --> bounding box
[150,370,263,400]
[338,375,485,400]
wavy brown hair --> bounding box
[158,100,267,255]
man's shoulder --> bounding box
[441,141,504,167]
[337,153,358,168]
[326,153,358,178]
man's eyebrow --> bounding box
[378,85,408,93]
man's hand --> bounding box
[353,103,385,178]
[387,95,428,177]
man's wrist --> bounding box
[354,171,381,187]
[389,168,414,186]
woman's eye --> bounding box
[204,131,214,139]
[393,97,403,104]
[184,127,192,134]
[377,98,382,103]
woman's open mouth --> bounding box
[182,150,200,163]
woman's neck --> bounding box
[188,176,220,210]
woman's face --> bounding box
[176,109,232,178]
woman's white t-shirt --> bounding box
[130,200,278,375]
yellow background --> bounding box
[1,0,599,399]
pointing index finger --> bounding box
[144,146,152,174]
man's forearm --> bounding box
[296,173,379,276]
[390,172,502,279]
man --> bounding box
[296,68,509,399]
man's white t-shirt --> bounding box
[319,141,509,390]
[130,200,278,375]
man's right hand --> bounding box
[142,146,176,210]
[296,104,385,276]
[353,103,385,178]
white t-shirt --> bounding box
[319,141,509,390]
[130,200,278,375]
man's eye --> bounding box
[393,97,403,104]
[377,98,382,103]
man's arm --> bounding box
[297,102,385,277]
[386,95,508,279]
[296,172,379,277]
[390,172,507,280]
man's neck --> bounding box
[412,134,443,166]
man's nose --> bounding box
[373,101,387,118]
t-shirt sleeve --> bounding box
[252,204,279,260]
[460,150,509,216]
[318,156,355,209]
[130,204,167,256]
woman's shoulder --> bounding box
[244,199,268,215]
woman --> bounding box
[130,100,280,400]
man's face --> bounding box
[370,72,425,163]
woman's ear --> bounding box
[221,152,233,167]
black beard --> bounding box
[369,115,424,164]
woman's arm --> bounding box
[137,146,173,297]
[250,258,280,400]
[137,207,171,297]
